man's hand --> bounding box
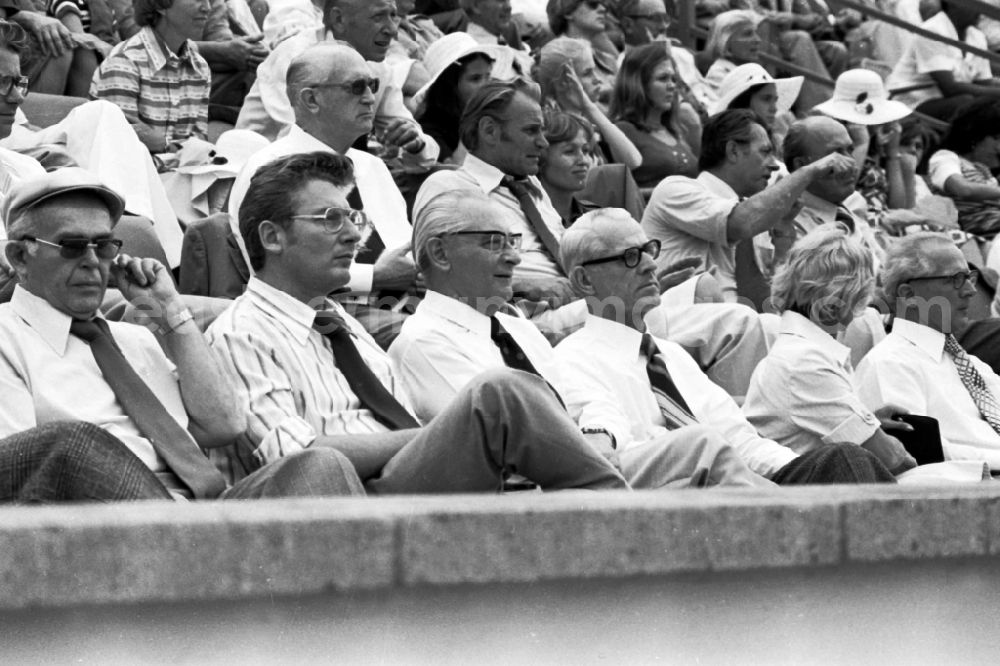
[512,275,577,315]
[372,243,417,291]
[110,254,179,305]
[381,117,426,155]
[218,35,269,71]
[807,152,857,184]
[865,405,918,475]
[582,431,620,470]
[656,256,702,293]
[12,12,76,56]
[71,32,112,58]
[874,405,915,435]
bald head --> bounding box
[784,115,856,203]
[287,42,366,107]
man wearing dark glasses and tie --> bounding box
[0,167,364,501]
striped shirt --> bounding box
[206,278,414,463]
[89,26,210,146]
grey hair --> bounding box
[537,37,594,101]
[286,43,361,112]
[770,224,875,327]
[880,231,955,300]
[704,10,759,61]
[413,189,498,271]
[560,207,637,273]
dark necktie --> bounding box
[944,334,1000,435]
[313,310,420,430]
[346,177,385,266]
[640,333,698,430]
[490,315,543,376]
[70,318,227,499]
[834,206,857,233]
[502,176,564,273]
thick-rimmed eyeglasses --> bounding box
[580,239,661,268]
[311,76,380,96]
[0,75,28,98]
[20,235,123,259]
[290,207,370,234]
[445,231,523,253]
[908,269,979,290]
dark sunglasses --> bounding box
[580,239,661,268]
[20,235,123,259]
[313,76,380,96]
[582,0,605,8]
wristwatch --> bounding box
[581,427,616,450]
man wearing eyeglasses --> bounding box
[208,150,629,494]
[0,167,364,500]
[228,43,418,348]
[857,232,1000,470]
[554,208,896,485]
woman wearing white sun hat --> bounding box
[814,68,921,234]
[712,62,802,156]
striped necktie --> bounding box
[641,333,698,430]
[944,334,1000,435]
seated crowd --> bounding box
[4,0,1000,502]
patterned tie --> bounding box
[313,310,420,430]
[944,334,1000,435]
[69,318,227,499]
[640,333,698,430]
[502,176,564,273]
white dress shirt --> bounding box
[855,318,1000,468]
[0,286,184,474]
[261,0,322,48]
[414,153,566,280]
[206,277,412,463]
[743,311,881,455]
[388,290,560,422]
[554,315,797,477]
[234,27,439,163]
[641,170,741,301]
[227,124,412,295]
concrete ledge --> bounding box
[4,484,1000,611]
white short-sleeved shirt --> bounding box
[743,311,881,455]
[641,171,740,301]
[855,318,1000,468]
[928,149,964,191]
[887,11,992,108]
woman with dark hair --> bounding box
[609,41,697,192]
[712,62,801,156]
[413,33,497,164]
[928,97,1000,238]
[545,0,619,86]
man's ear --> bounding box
[325,5,344,35]
[478,115,500,148]
[424,236,451,271]
[4,240,29,280]
[725,139,743,164]
[296,86,319,113]
[567,264,595,297]
[257,219,286,257]
[896,281,914,299]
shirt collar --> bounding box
[697,171,739,200]
[799,191,840,223]
[140,26,197,72]
[461,153,509,194]
[245,277,341,346]
[10,285,106,356]
[420,289,492,337]
[779,310,851,364]
[582,314,646,359]
[287,124,338,153]
[890,317,947,362]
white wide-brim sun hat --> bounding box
[711,63,803,116]
[413,33,504,111]
[814,68,912,126]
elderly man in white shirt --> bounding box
[229,43,417,347]
[641,109,856,302]
[556,208,897,485]
[236,0,439,167]
[390,191,768,487]
[856,232,1000,469]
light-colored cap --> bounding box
[814,68,912,126]
[712,63,803,116]
[3,167,125,230]
[413,32,503,110]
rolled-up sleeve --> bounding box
[642,177,736,247]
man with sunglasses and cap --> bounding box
[390,192,770,488]
[208,150,631,495]
[857,232,1000,471]
[553,208,896,485]
[0,167,365,501]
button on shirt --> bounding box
[0,286,184,474]
[90,26,210,145]
[554,315,797,477]
[388,290,562,422]
[227,124,412,295]
[641,171,741,302]
[743,311,880,455]
[856,318,1000,468]
[206,277,412,463]
[414,154,566,279]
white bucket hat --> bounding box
[413,33,503,111]
[814,68,912,126]
[711,63,803,116]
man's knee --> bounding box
[676,424,732,454]
[285,448,366,495]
